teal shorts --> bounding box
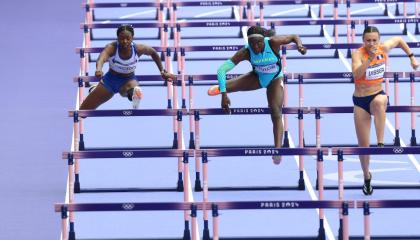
[255,71,284,88]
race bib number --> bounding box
[366,63,385,80]
[255,63,278,74]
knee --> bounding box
[79,101,95,110]
[371,100,386,115]
[269,105,282,119]
[79,100,89,110]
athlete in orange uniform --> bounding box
[351,26,418,195]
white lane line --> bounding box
[270,7,307,17]
[194,8,231,18]
[289,136,336,240]
[120,10,156,19]
[350,5,388,15]
[100,9,156,23]
[324,168,419,184]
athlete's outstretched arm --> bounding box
[136,44,176,81]
[382,37,419,70]
[218,48,249,113]
[218,48,248,92]
[96,43,116,77]
[270,35,307,55]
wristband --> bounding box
[408,53,414,58]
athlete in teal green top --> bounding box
[208,26,307,164]
[247,36,283,88]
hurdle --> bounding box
[83,1,164,22]
[55,199,353,240]
[257,0,417,18]
[55,201,195,240]
[331,146,420,239]
[289,72,420,148]
[62,148,192,240]
[355,199,420,239]
[82,1,166,39]
[68,109,187,193]
[56,198,420,239]
[168,0,249,21]
[195,147,331,239]
[186,105,420,196]
[76,39,420,63]
[190,107,324,192]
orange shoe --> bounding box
[207,85,220,96]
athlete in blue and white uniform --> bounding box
[208,26,307,164]
[80,25,175,110]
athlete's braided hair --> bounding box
[117,24,134,36]
[247,26,275,37]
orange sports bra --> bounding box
[354,45,388,85]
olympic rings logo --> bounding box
[294,0,302,3]
[123,111,133,116]
[342,73,352,78]
[122,151,134,157]
[323,44,331,49]
[122,203,135,210]
[393,147,404,154]
[309,21,317,25]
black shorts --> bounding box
[352,90,386,115]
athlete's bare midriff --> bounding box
[354,82,383,97]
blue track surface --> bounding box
[13,1,420,239]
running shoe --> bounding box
[88,84,97,93]
[272,155,282,165]
[207,85,220,96]
[132,86,143,109]
[362,172,373,195]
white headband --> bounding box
[247,33,264,38]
